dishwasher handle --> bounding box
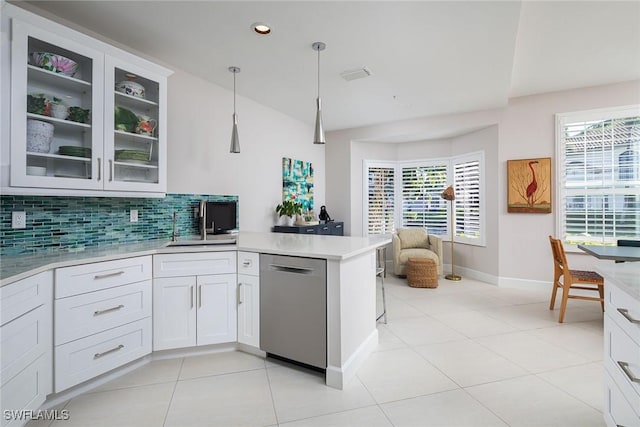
[268,264,314,274]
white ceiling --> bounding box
[19,1,640,136]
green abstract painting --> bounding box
[282,157,314,212]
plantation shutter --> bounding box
[558,110,640,245]
[366,164,396,235]
[453,155,482,243]
[401,163,448,235]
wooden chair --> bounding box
[548,236,604,323]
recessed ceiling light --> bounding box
[252,22,271,35]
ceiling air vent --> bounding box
[340,67,372,81]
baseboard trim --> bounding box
[498,276,551,290]
[326,328,378,390]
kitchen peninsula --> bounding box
[1,230,390,415]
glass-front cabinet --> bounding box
[7,16,170,196]
[104,57,167,192]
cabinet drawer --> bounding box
[0,355,51,427]
[1,304,51,385]
[606,283,640,346]
[55,256,152,299]
[153,252,236,278]
[1,271,52,326]
[54,317,151,392]
[604,371,640,427]
[317,224,332,235]
[237,251,259,276]
[605,315,640,411]
[55,280,152,345]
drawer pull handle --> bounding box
[199,285,202,308]
[190,286,194,309]
[269,264,313,274]
[94,344,124,359]
[242,260,252,267]
[94,271,125,280]
[94,304,124,316]
[617,361,640,383]
[617,308,640,324]
[306,229,315,233]
[238,283,243,304]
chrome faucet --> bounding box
[199,201,207,241]
[171,211,179,242]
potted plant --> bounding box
[275,199,303,226]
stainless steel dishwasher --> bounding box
[260,254,327,369]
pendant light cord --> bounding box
[317,47,321,98]
[233,72,237,113]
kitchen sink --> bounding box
[166,238,236,247]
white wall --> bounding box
[326,80,640,284]
[167,70,324,232]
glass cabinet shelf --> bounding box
[114,129,158,142]
[27,113,91,130]
[27,152,91,162]
[115,91,158,107]
[27,65,91,91]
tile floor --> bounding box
[29,275,606,426]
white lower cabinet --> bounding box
[153,274,237,350]
[54,256,152,392]
[603,272,640,427]
[237,251,260,348]
[237,274,259,348]
[54,317,151,392]
[0,271,52,427]
[152,252,238,351]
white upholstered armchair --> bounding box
[392,228,443,276]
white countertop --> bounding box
[0,232,390,286]
[595,262,640,300]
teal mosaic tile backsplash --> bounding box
[0,193,238,257]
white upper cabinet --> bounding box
[4,8,172,197]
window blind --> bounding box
[401,163,448,235]
[366,165,396,235]
[559,111,640,245]
[453,157,481,242]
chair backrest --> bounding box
[618,239,640,247]
[549,236,569,276]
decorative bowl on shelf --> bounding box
[59,146,91,158]
[29,52,78,77]
[115,80,146,99]
[26,119,54,153]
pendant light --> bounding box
[312,42,326,144]
[229,66,241,153]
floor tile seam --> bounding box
[456,371,534,389]
[263,362,281,426]
[467,337,536,374]
[407,346,469,390]
[161,376,180,427]
[86,378,181,395]
[457,383,513,427]
[517,328,602,362]
[373,385,464,407]
[534,371,605,415]
[177,365,268,382]
[275,403,382,426]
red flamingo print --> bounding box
[526,160,539,207]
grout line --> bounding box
[263,362,280,426]
[162,358,184,427]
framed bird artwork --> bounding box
[507,157,552,213]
